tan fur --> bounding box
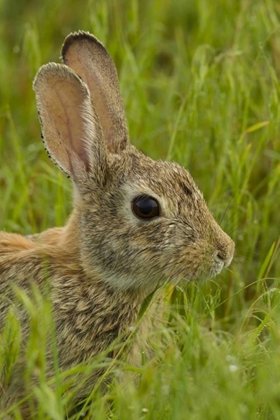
[0,233,35,254]
[0,31,234,417]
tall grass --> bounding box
[0,0,280,418]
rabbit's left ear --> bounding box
[62,31,129,154]
[33,63,107,185]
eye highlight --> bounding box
[131,195,160,219]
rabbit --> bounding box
[0,31,235,416]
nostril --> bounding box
[215,249,233,268]
[215,238,235,269]
[216,250,229,265]
[217,251,225,261]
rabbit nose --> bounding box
[215,239,235,267]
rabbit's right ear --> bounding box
[33,63,106,184]
[61,31,129,154]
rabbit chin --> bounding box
[95,269,167,294]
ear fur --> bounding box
[61,31,129,154]
[33,62,106,184]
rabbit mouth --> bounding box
[168,258,228,283]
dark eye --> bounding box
[131,195,160,219]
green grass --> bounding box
[1,0,280,418]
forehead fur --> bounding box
[110,147,203,203]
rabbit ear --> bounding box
[33,62,106,184]
[61,31,129,154]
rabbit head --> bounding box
[33,31,234,292]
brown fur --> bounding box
[0,31,234,417]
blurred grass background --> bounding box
[0,0,280,418]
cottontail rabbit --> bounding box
[0,31,234,416]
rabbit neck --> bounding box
[52,270,147,369]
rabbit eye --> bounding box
[131,195,160,219]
